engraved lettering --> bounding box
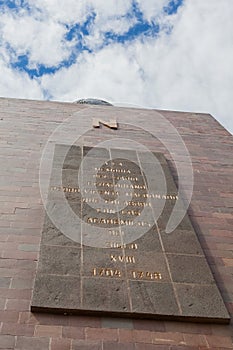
[50,186,81,193]
[110,255,117,262]
[115,255,136,264]
[109,230,121,236]
[131,271,162,280]
[106,243,138,250]
[93,268,122,278]
[125,256,135,263]
[95,167,131,174]
[121,209,140,216]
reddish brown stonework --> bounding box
[0,97,233,349]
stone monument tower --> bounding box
[0,96,232,349]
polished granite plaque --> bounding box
[31,145,230,323]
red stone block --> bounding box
[0,268,15,277]
[133,330,153,343]
[19,312,70,326]
[85,327,118,342]
[164,321,212,335]
[72,339,102,350]
[51,338,71,350]
[62,326,85,339]
[135,344,169,350]
[19,312,39,325]
[10,278,33,290]
[0,242,18,251]
[183,334,206,347]
[6,298,30,311]
[15,335,50,350]
[1,323,34,336]
[0,234,9,242]
[169,346,198,350]
[103,343,135,350]
[34,325,62,338]
[7,235,40,244]
[205,335,233,348]
[151,331,184,345]
[210,324,232,337]
[118,329,134,343]
[2,249,38,260]
[223,258,233,266]
[218,244,233,252]
[0,288,32,301]
[0,335,15,349]
[0,310,19,322]
[0,258,36,270]
[0,298,6,310]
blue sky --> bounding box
[0,0,232,133]
[3,0,183,78]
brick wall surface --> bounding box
[0,97,232,349]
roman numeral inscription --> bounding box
[110,255,136,263]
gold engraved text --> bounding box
[121,209,140,216]
[108,230,122,236]
[87,217,151,227]
[93,268,121,278]
[50,187,178,200]
[96,208,116,214]
[94,174,138,181]
[125,201,151,207]
[131,271,162,280]
[83,198,99,203]
[95,167,131,174]
[50,186,80,193]
[110,255,136,264]
[106,242,138,250]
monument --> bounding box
[0,97,232,349]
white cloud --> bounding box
[0,0,137,67]
[0,0,232,134]
[148,0,233,132]
[0,11,72,67]
[89,0,132,18]
[26,0,91,25]
[41,45,144,102]
[0,60,43,99]
[26,0,132,25]
[136,0,168,22]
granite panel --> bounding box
[161,229,203,255]
[82,278,130,313]
[157,209,194,232]
[127,226,162,252]
[176,284,230,322]
[130,281,179,316]
[31,274,81,312]
[167,255,215,284]
[38,245,81,276]
[32,145,230,323]
[41,215,81,248]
